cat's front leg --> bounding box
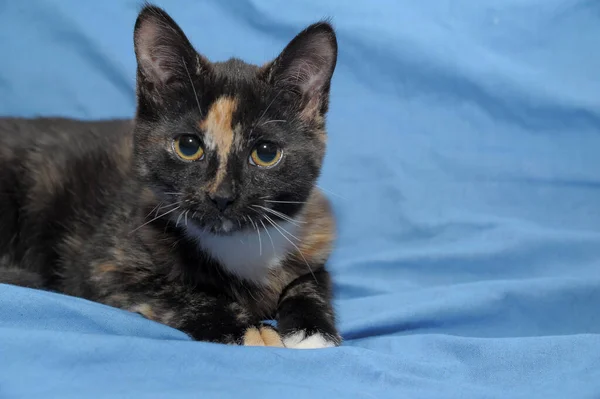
[103,289,283,347]
[174,297,285,347]
[276,269,341,349]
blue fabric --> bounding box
[1,0,600,397]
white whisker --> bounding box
[254,90,282,130]
[261,119,287,126]
[260,219,276,253]
[130,206,181,234]
[244,215,262,256]
[255,218,263,256]
[246,215,253,228]
[315,184,347,200]
[154,201,183,217]
[264,215,301,241]
[261,213,315,281]
[182,56,202,117]
[263,199,307,205]
[146,202,162,219]
[252,205,305,226]
[158,201,183,210]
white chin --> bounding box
[193,218,238,235]
[220,219,234,233]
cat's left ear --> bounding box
[263,21,338,120]
[133,5,210,107]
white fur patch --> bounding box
[185,221,298,284]
[283,331,337,349]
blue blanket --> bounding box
[1,0,600,398]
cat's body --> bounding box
[0,5,341,348]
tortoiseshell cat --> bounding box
[0,5,340,348]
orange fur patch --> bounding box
[243,326,285,347]
[298,188,336,263]
[96,262,117,274]
[199,97,238,193]
[243,327,265,346]
[260,327,284,347]
[130,303,155,320]
[114,132,134,175]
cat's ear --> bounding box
[263,22,338,120]
[133,5,210,105]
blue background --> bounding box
[1,0,600,397]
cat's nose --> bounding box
[209,194,235,212]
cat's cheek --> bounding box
[282,330,338,349]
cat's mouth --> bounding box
[182,214,245,236]
[165,200,301,237]
[211,217,236,235]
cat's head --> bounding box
[131,5,337,236]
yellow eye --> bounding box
[174,135,204,161]
[250,141,282,168]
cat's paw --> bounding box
[282,330,340,349]
[242,324,284,347]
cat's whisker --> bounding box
[257,210,301,228]
[243,214,262,256]
[261,119,287,126]
[253,204,300,222]
[263,199,307,205]
[261,213,315,282]
[157,201,183,214]
[252,205,305,226]
[130,206,181,234]
[243,281,259,302]
[256,219,263,256]
[163,192,183,196]
[184,210,189,227]
[182,56,202,117]
[146,202,163,219]
[260,219,276,253]
[314,184,347,200]
[159,200,183,208]
[253,90,282,130]
[154,200,183,217]
[263,214,301,241]
[176,211,184,227]
[246,215,256,231]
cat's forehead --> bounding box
[197,62,276,157]
[212,58,261,81]
[198,96,239,159]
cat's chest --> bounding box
[186,222,298,285]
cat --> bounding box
[0,4,341,348]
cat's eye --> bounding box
[174,135,204,161]
[250,141,282,168]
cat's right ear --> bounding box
[133,5,210,108]
[262,21,337,121]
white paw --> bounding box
[282,331,337,349]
